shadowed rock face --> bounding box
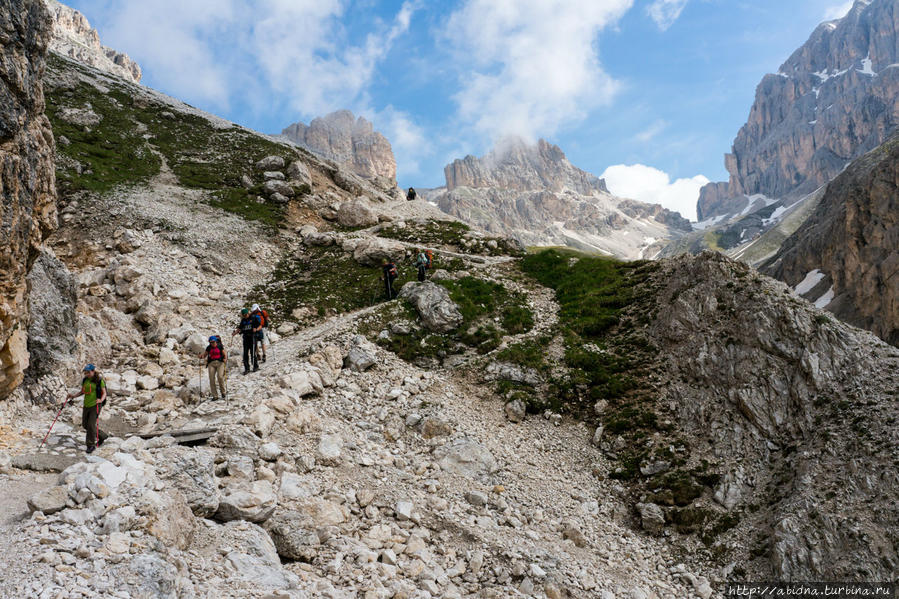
[762,132,899,346]
[42,0,141,83]
[282,110,396,183]
[697,0,899,221]
[0,0,58,399]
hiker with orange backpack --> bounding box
[198,335,227,400]
[251,303,270,363]
[63,364,109,454]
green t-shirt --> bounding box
[82,377,106,408]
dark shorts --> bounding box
[255,330,265,342]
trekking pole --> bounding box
[199,361,203,394]
[39,396,71,450]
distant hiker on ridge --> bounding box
[233,308,261,375]
[63,364,108,454]
[382,259,398,299]
[199,335,227,400]
[406,187,417,202]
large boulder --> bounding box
[27,485,68,514]
[26,249,78,377]
[263,179,294,198]
[399,282,464,333]
[337,198,378,228]
[434,437,498,479]
[263,499,347,562]
[352,237,405,267]
[286,160,311,186]
[155,446,220,517]
[255,155,285,171]
[216,480,277,523]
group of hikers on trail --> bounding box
[56,304,273,454]
[381,248,433,299]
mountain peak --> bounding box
[282,110,396,182]
[43,0,142,83]
[444,137,607,195]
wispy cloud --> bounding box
[634,120,667,143]
[74,0,418,118]
[444,0,634,142]
[646,0,689,31]
[822,1,853,21]
[601,163,708,220]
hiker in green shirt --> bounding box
[65,364,109,453]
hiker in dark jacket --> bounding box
[382,259,398,299]
[64,364,109,453]
[232,308,262,374]
[199,335,227,400]
[415,249,429,282]
[406,187,417,201]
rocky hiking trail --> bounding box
[0,176,713,598]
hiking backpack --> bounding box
[82,376,108,404]
[208,341,224,362]
[387,263,398,278]
[425,250,433,269]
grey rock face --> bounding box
[0,0,58,400]
[637,503,665,534]
[43,0,142,83]
[26,248,77,377]
[445,137,607,195]
[282,110,396,182]
[643,251,899,579]
[399,282,464,333]
[436,138,690,259]
[263,509,324,561]
[215,480,277,523]
[762,131,899,346]
[697,0,899,220]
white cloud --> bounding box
[371,106,428,179]
[445,0,633,141]
[78,0,417,116]
[646,0,689,31]
[600,163,709,221]
[822,1,853,21]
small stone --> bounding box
[395,501,413,521]
[504,399,526,423]
[259,442,282,461]
[464,491,488,507]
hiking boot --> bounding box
[252,366,260,372]
[86,446,95,454]
[243,369,250,376]
[98,437,105,447]
[262,355,267,363]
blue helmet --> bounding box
[83,364,96,372]
[208,336,217,342]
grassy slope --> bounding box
[45,54,308,228]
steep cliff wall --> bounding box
[697,0,899,221]
[762,132,899,346]
[0,0,58,399]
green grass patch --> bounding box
[379,220,524,256]
[248,246,418,321]
[372,275,534,363]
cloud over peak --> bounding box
[445,0,633,142]
[601,163,708,221]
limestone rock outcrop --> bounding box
[762,132,899,345]
[26,248,77,377]
[0,0,58,400]
[43,0,141,83]
[282,110,396,183]
[435,137,690,259]
[697,0,899,221]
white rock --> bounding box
[259,442,282,461]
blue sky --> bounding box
[66,0,856,220]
